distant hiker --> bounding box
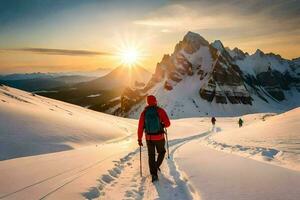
[238,118,243,128]
[137,95,171,182]
[211,117,216,125]
[211,117,216,132]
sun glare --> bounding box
[120,47,140,66]
[113,31,149,67]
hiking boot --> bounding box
[151,174,158,182]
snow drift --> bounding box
[0,85,136,160]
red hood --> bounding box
[147,95,157,106]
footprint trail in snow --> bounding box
[84,132,208,200]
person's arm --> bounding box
[137,111,145,141]
[158,108,171,128]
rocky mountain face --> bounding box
[105,32,300,118]
[233,50,300,102]
[225,46,248,61]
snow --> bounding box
[0,85,299,199]
[0,85,135,160]
[236,50,293,76]
[127,76,288,119]
[175,144,300,200]
[182,46,213,72]
[204,107,300,171]
[173,109,300,199]
[91,110,300,200]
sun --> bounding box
[113,33,148,67]
[120,47,140,66]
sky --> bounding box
[0,0,299,73]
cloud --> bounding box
[4,48,111,56]
[134,5,226,29]
[133,2,300,34]
[171,0,300,18]
[132,1,300,58]
[133,4,257,33]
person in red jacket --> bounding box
[137,95,170,182]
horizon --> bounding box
[0,0,299,73]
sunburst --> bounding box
[119,47,140,67]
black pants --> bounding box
[146,139,166,176]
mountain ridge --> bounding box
[38,65,152,111]
[106,32,300,118]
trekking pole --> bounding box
[164,128,170,159]
[139,146,142,177]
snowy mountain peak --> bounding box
[175,31,209,54]
[225,47,247,60]
[266,52,282,60]
[211,40,225,51]
[183,31,209,46]
[233,47,247,56]
[254,49,265,57]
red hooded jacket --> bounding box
[137,95,171,141]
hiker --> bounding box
[238,118,243,128]
[211,117,216,125]
[211,117,216,132]
[137,95,171,182]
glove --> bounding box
[138,140,143,146]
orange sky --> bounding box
[0,0,299,73]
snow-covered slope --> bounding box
[175,141,300,200]
[205,107,300,171]
[0,85,136,160]
[105,32,300,119]
[0,86,299,199]
[172,108,300,200]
